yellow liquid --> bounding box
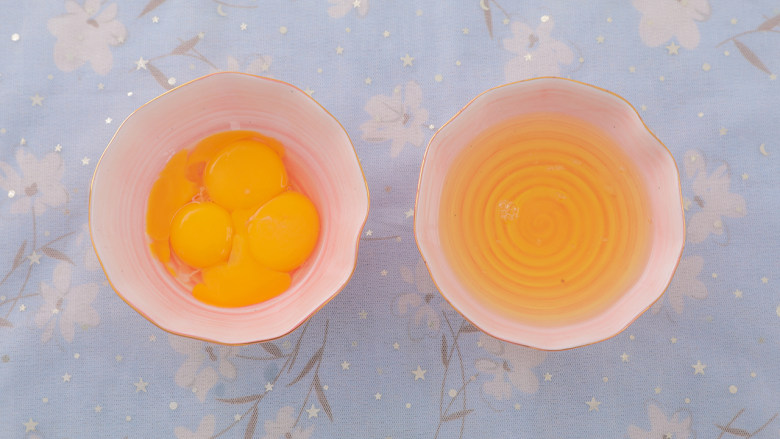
[439,113,652,326]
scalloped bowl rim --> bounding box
[89,72,370,345]
[414,77,685,350]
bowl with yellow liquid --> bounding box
[90,72,369,344]
[415,78,684,350]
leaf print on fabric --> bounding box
[475,334,546,400]
[169,334,239,402]
[328,0,368,18]
[627,403,692,439]
[503,19,574,81]
[261,406,314,439]
[652,256,707,314]
[34,262,100,343]
[397,260,440,339]
[633,0,710,49]
[47,0,127,75]
[174,414,215,439]
[683,150,746,244]
[0,149,67,216]
[360,81,429,157]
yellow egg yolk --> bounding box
[169,202,233,268]
[247,191,320,272]
[193,234,291,307]
[204,140,287,210]
[146,131,320,308]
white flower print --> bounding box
[175,414,215,439]
[34,262,100,343]
[683,150,746,244]
[503,19,574,82]
[225,55,273,76]
[397,259,440,339]
[475,334,546,400]
[169,334,239,402]
[261,406,314,439]
[633,0,711,49]
[47,0,127,75]
[328,0,368,18]
[628,404,692,439]
[0,149,67,216]
[652,256,707,314]
[360,81,429,157]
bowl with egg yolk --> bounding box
[414,77,685,350]
[90,72,369,344]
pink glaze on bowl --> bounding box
[90,72,369,344]
[414,77,685,350]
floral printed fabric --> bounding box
[1,1,778,438]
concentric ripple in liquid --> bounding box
[439,113,652,326]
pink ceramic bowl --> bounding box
[414,77,684,350]
[90,72,369,344]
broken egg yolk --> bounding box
[145,131,319,308]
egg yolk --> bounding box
[146,130,320,308]
[193,234,291,307]
[204,140,287,210]
[169,202,233,268]
[247,191,320,272]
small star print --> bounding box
[586,397,601,411]
[24,418,38,432]
[543,372,552,381]
[240,23,247,30]
[514,403,521,410]
[30,94,44,106]
[375,392,382,400]
[81,157,90,166]
[741,173,748,180]
[94,405,102,412]
[621,353,629,362]
[115,355,123,362]
[365,230,373,236]
[770,74,777,80]
[734,289,743,298]
[62,372,72,382]
[392,342,399,350]
[365,78,372,85]
[152,16,159,23]
[353,0,361,7]
[265,382,273,392]
[654,387,662,394]
[55,144,62,152]
[665,42,680,55]
[135,57,149,70]
[148,335,156,342]
[629,66,636,73]
[336,46,344,55]
[234,414,241,421]
[405,208,414,218]
[524,53,532,61]
[692,360,706,375]
[134,377,148,392]
[19,304,26,311]
[401,54,414,67]
[105,117,112,124]
[503,18,510,25]
[97,83,104,90]
[304,87,314,96]
[341,361,350,370]
[719,127,728,136]
[761,277,768,284]
[730,18,738,25]
[462,28,469,35]
[358,310,367,319]
[596,35,605,43]
[27,251,42,265]
[412,365,427,380]
[306,404,320,418]
[381,270,388,276]
[383,30,390,37]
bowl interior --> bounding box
[415,78,684,350]
[90,72,368,344]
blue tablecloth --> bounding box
[1,1,778,437]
